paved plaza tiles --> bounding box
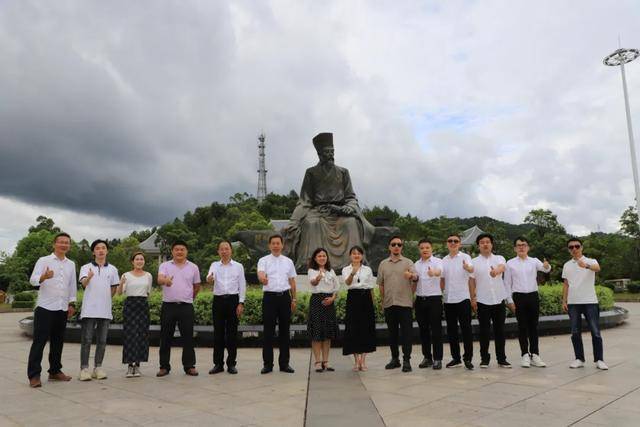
[0,303,639,426]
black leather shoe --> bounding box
[464,360,474,370]
[419,358,433,369]
[209,365,224,375]
[432,360,442,370]
[227,366,238,374]
[402,360,412,372]
[261,366,273,374]
[446,360,462,368]
[280,365,295,373]
[385,358,401,369]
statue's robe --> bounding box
[283,162,375,272]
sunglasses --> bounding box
[447,239,460,244]
[390,243,403,247]
[568,244,581,250]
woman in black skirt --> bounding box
[307,247,340,372]
[117,252,152,377]
[342,246,376,371]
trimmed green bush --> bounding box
[627,282,640,294]
[68,284,616,325]
[12,300,35,309]
[13,291,37,302]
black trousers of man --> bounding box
[27,306,68,379]
[444,299,473,362]
[159,302,196,372]
[512,291,540,356]
[262,292,291,369]
[414,296,443,361]
[213,294,239,367]
[384,305,413,361]
[477,302,507,363]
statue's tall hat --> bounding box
[312,132,333,152]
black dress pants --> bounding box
[262,292,291,368]
[213,294,239,367]
[444,299,473,362]
[27,306,68,379]
[477,302,506,363]
[414,296,443,361]
[513,291,540,356]
[384,305,413,361]
[159,302,196,372]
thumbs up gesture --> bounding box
[40,266,54,283]
[86,268,95,283]
[463,260,473,273]
[543,258,550,270]
[119,274,127,287]
[206,273,215,285]
[577,259,588,269]
[427,266,434,277]
[489,266,499,278]
[404,269,414,280]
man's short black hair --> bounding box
[172,240,189,250]
[53,232,71,243]
[388,235,403,245]
[447,233,462,240]
[90,239,109,251]
[475,233,494,245]
[513,236,529,246]
[567,237,583,247]
[418,238,433,246]
[217,239,233,250]
[268,234,284,244]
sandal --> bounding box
[322,361,335,372]
[315,361,324,372]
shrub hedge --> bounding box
[68,284,614,325]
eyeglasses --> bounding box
[390,243,403,247]
[447,239,460,244]
[568,244,581,250]
[515,243,528,247]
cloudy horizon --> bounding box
[1,0,640,252]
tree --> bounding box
[156,219,199,256]
[619,206,640,239]
[524,209,566,237]
[28,216,61,234]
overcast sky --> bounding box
[1,0,640,253]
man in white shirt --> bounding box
[562,238,608,370]
[413,239,444,370]
[27,232,77,388]
[78,240,119,381]
[504,236,551,368]
[258,235,297,374]
[207,240,246,375]
[441,233,475,370]
[469,233,513,368]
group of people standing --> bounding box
[25,231,608,388]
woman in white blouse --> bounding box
[117,252,152,377]
[342,246,376,371]
[307,247,340,372]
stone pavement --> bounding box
[1,304,639,426]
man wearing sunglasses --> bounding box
[562,238,607,370]
[377,236,417,372]
[441,234,475,370]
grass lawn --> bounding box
[0,303,11,312]
[614,292,640,302]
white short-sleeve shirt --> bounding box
[308,269,340,294]
[414,256,443,297]
[441,252,473,304]
[30,253,77,311]
[79,262,119,319]
[341,265,375,290]
[207,260,247,302]
[257,254,296,292]
[470,254,510,305]
[122,271,152,297]
[505,256,550,294]
[562,256,599,304]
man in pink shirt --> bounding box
[156,241,201,377]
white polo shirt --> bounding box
[207,259,247,302]
[257,253,296,292]
[414,256,443,297]
[79,262,119,320]
[30,253,77,311]
[470,254,511,305]
[341,265,375,290]
[505,256,551,294]
[562,256,599,304]
[441,252,473,304]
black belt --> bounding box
[163,301,193,305]
[264,291,290,296]
[348,288,372,293]
[416,295,441,300]
[214,294,239,299]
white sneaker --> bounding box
[531,354,547,367]
[93,367,107,380]
[126,366,135,378]
[596,360,609,370]
[521,354,531,368]
[78,368,92,381]
[133,366,141,377]
[569,359,584,369]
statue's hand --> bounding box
[339,205,355,216]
